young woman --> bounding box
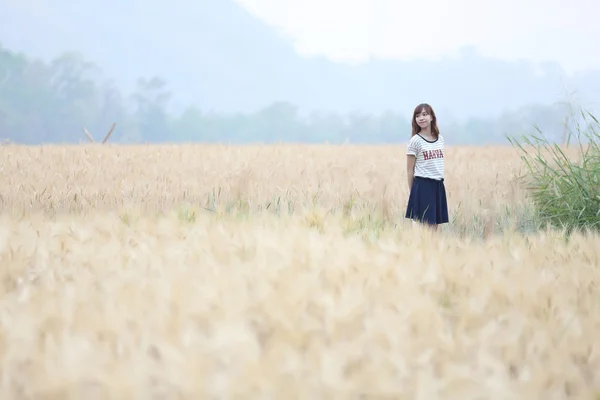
[405,103,449,230]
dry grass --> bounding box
[0,143,599,398]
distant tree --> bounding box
[0,42,575,146]
[132,77,172,142]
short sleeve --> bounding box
[407,136,419,156]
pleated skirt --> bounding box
[405,176,449,225]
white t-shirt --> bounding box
[406,134,445,180]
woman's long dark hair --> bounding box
[411,103,440,138]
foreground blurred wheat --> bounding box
[0,144,598,398]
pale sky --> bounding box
[237,0,599,74]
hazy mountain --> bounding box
[1,0,598,121]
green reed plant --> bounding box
[507,104,600,235]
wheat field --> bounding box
[0,143,599,399]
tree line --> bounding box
[0,44,571,145]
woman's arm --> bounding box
[407,154,416,191]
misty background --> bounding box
[0,0,598,145]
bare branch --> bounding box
[82,123,116,144]
[83,127,95,143]
[102,123,116,144]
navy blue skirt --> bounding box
[405,176,449,225]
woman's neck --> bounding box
[419,127,432,137]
